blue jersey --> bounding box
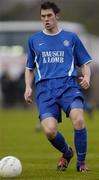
[26,29,92,83]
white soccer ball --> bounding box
[0,156,22,178]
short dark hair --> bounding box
[40,1,60,14]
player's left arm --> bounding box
[79,63,91,90]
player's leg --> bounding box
[69,99,89,171]
[41,116,73,171]
[36,79,73,171]
[41,117,68,152]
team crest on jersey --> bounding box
[63,40,70,47]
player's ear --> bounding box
[56,13,60,20]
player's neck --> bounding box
[43,26,62,35]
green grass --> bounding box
[0,108,99,180]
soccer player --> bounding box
[24,1,92,172]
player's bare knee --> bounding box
[73,117,85,129]
[45,127,57,140]
[41,117,58,139]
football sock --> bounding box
[49,132,69,154]
[63,147,72,159]
[74,128,87,164]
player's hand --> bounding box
[24,87,33,104]
[79,76,90,90]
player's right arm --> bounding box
[24,68,34,104]
[24,37,36,104]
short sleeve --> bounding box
[74,34,92,67]
[26,37,36,69]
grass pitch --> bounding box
[0,108,99,180]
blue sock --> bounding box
[74,128,87,164]
[49,132,69,154]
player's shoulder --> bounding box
[28,31,43,42]
[62,29,78,38]
[61,30,80,44]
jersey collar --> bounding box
[43,28,62,36]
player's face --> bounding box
[40,9,59,30]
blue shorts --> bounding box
[35,77,84,122]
